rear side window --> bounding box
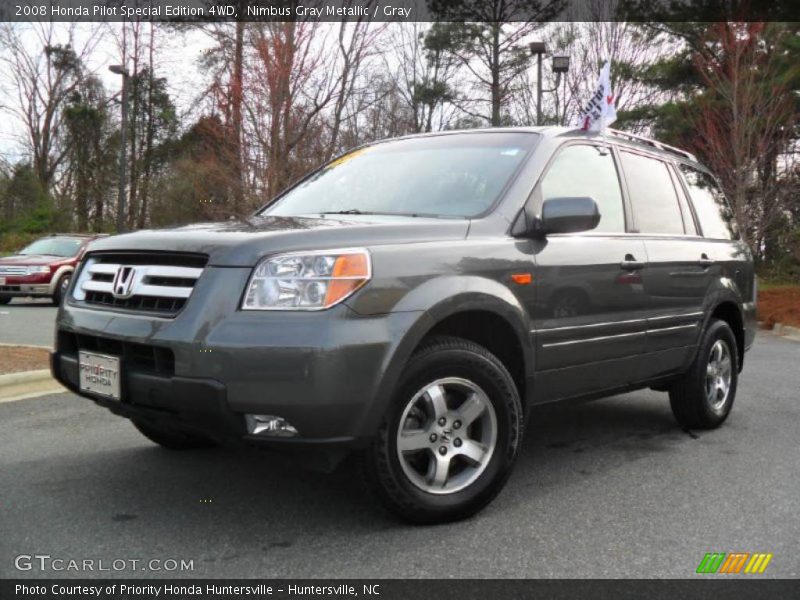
[620,151,685,235]
[678,165,739,240]
[539,144,625,233]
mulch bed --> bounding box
[0,345,50,375]
[758,286,800,329]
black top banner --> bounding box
[1,0,797,23]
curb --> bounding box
[772,323,800,342]
[0,369,65,403]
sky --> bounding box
[0,21,214,167]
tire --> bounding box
[132,419,216,450]
[52,273,70,306]
[360,335,523,524]
[669,318,739,430]
[0,296,11,305]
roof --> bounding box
[386,125,699,165]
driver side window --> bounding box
[538,144,626,233]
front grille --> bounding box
[0,285,21,292]
[0,266,30,276]
[76,252,207,317]
[84,290,187,313]
[58,330,175,376]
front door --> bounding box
[525,143,649,402]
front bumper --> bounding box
[52,265,422,465]
[0,278,52,296]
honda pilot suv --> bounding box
[51,127,755,524]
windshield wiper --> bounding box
[319,209,367,215]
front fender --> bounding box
[352,275,534,436]
[48,265,74,295]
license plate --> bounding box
[79,351,121,400]
[0,277,5,285]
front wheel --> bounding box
[669,319,739,430]
[52,273,71,306]
[0,296,10,305]
[361,336,523,524]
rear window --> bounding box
[678,164,739,240]
[620,151,685,235]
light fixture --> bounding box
[552,55,570,74]
[108,64,129,77]
[529,41,547,55]
[245,415,299,437]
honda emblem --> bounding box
[112,266,137,299]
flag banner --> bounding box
[578,61,617,132]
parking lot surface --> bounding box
[0,326,798,578]
[0,299,57,347]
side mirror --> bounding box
[538,196,600,235]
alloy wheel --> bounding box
[396,377,497,495]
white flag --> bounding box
[578,61,617,132]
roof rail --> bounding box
[606,128,697,162]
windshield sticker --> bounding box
[500,148,521,156]
[327,148,369,169]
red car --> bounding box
[0,234,105,306]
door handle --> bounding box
[697,253,713,268]
[621,254,645,271]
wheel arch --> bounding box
[708,300,745,371]
[356,286,534,437]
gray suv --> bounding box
[51,127,756,524]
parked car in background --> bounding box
[0,234,106,305]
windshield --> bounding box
[262,132,538,219]
[19,238,83,257]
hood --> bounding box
[86,214,471,266]
[0,254,73,266]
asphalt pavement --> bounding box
[0,329,798,579]
[0,298,58,347]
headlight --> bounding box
[27,265,50,274]
[242,248,371,310]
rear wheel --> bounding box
[0,296,11,305]
[669,319,738,430]
[132,419,216,450]
[361,336,523,524]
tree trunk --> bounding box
[490,23,501,126]
[231,15,245,213]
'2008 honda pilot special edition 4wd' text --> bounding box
[52,127,755,524]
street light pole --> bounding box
[109,64,130,233]
[529,42,546,125]
[537,51,543,125]
[529,43,571,126]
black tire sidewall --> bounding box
[370,338,523,521]
[53,274,70,305]
[679,319,739,428]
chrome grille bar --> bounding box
[82,263,203,298]
[0,266,30,276]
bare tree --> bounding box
[392,22,461,133]
[0,23,103,191]
[684,22,796,253]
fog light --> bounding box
[245,414,299,437]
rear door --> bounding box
[528,142,649,402]
[618,150,709,379]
